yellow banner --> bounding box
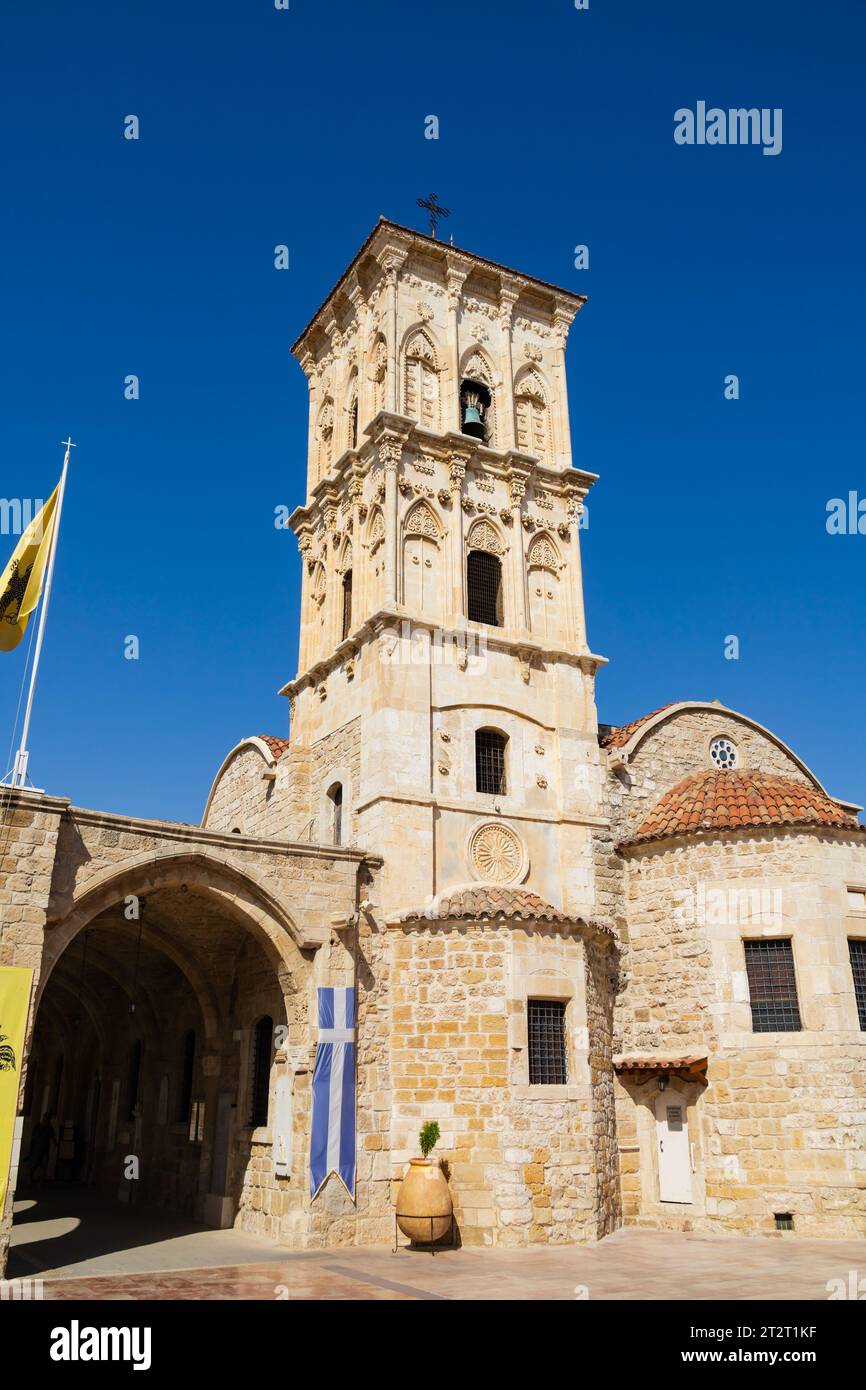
[0,967,34,1213]
[0,486,59,652]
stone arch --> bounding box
[466,517,505,556]
[514,366,551,460]
[366,506,386,607]
[403,498,442,541]
[402,326,441,431]
[337,536,353,575]
[316,397,335,478]
[344,369,359,451]
[41,851,311,1016]
[459,346,498,444]
[201,736,283,828]
[401,499,443,615]
[527,530,561,570]
[368,335,387,416]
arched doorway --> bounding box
[12,860,310,1274]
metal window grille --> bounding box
[743,939,801,1032]
[774,1212,794,1231]
[849,939,866,1030]
[178,1028,195,1122]
[467,550,503,626]
[341,570,353,641]
[250,1016,273,1126]
[528,1000,568,1085]
[475,729,506,795]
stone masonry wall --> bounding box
[616,826,866,1237]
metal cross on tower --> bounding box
[416,193,451,239]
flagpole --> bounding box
[11,437,75,790]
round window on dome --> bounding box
[709,735,738,770]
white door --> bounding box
[655,1090,693,1203]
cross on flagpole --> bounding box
[416,193,451,239]
[8,437,75,790]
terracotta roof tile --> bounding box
[621,769,863,848]
[257,734,291,760]
[397,886,611,933]
[615,1055,707,1071]
[599,704,679,750]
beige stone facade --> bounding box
[2,223,864,1270]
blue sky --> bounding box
[1,0,864,822]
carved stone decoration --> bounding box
[536,775,548,790]
[499,508,513,526]
[461,495,476,515]
[557,521,570,541]
[508,476,527,507]
[368,510,386,549]
[379,438,403,470]
[437,488,451,507]
[404,499,441,540]
[466,518,504,555]
[345,658,355,682]
[521,513,536,531]
[535,744,545,756]
[398,477,414,497]
[467,822,527,885]
[523,343,543,362]
[449,460,467,492]
[416,300,434,322]
[528,533,559,570]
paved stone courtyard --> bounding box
[9,1190,865,1300]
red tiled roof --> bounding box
[615,1055,707,1072]
[599,704,679,750]
[621,769,862,847]
[397,886,610,932]
[257,735,291,760]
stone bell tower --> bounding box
[283,217,608,922]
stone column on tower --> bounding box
[446,268,468,432]
[507,464,530,631]
[447,450,470,620]
[553,308,575,469]
[498,284,520,452]
[380,436,402,607]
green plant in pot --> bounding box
[395,1119,453,1244]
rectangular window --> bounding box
[849,939,866,1030]
[847,888,866,913]
[341,570,353,642]
[475,729,507,796]
[528,999,568,1085]
[467,550,503,627]
[743,939,801,1032]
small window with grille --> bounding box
[475,728,507,795]
[528,999,568,1085]
[743,939,801,1032]
[849,939,866,1029]
[341,570,353,641]
[467,550,503,626]
[249,1015,273,1127]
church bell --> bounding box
[461,392,486,439]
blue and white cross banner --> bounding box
[309,986,356,1199]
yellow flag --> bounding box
[0,967,34,1213]
[0,486,59,652]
